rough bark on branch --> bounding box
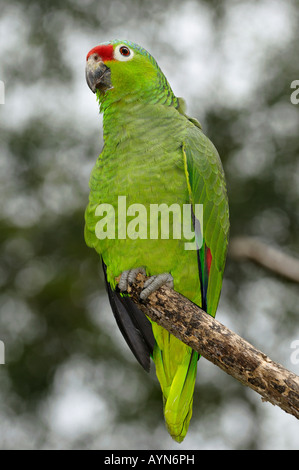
[126,274,299,420]
[229,236,299,283]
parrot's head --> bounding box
[85,39,174,105]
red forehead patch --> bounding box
[86,44,115,62]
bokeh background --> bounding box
[0,0,299,450]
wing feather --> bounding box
[182,124,229,316]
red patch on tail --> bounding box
[206,247,212,275]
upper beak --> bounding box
[85,54,112,93]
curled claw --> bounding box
[118,267,146,292]
[140,273,174,300]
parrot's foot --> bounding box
[118,267,146,292]
[140,273,174,300]
[118,269,174,301]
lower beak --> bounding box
[85,59,112,93]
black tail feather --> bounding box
[102,261,155,372]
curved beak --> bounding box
[85,55,112,93]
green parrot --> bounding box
[85,39,229,442]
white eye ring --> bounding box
[114,44,134,61]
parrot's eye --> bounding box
[119,46,130,57]
[114,44,134,62]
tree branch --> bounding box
[229,236,299,283]
[126,274,299,420]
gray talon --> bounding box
[118,267,146,292]
[118,270,130,292]
[140,273,174,300]
[128,267,146,285]
[143,275,157,289]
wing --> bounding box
[182,122,229,316]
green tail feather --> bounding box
[151,323,198,443]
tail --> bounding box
[151,323,198,443]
